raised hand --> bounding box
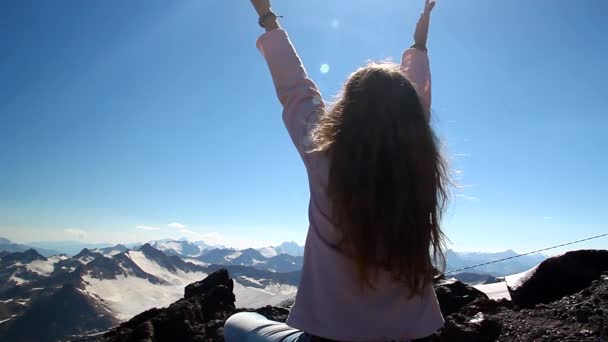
[250,0,271,17]
[413,0,436,50]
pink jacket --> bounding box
[257,29,443,341]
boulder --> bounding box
[185,269,234,299]
[508,250,608,308]
[99,269,235,342]
[434,277,489,316]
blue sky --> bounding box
[1,0,606,252]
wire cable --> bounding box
[445,232,608,274]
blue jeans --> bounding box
[224,312,311,342]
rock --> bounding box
[575,306,592,323]
[185,268,233,299]
[509,250,608,308]
[436,313,501,342]
[434,278,489,316]
[96,250,608,342]
[237,305,290,323]
[98,269,235,342]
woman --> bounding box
[225,0,448,341]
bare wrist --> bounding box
[263,18,280,31]
[411,43,428,53]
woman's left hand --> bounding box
[250,0,271,17]
[413,0,436,49]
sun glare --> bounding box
[320,64,331,74]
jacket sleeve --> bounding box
[257,29,325,160]
[401,48,431,115]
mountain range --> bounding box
[445,249,547,276]
[0,242,300,341]
[0,238,60,258]
[0,237,549,341]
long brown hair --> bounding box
[311,63,449,296]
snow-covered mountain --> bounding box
[0,244,301,342]
[257,241,305,257]
[151,240,205,257]
[275,241,305,256]
[91,244,129,257]
[446,249,547,276]
[25,240,114,256]
[0,249,61,291]
[0,238,60,257]
[197,248,303,273]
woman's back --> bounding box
[225,1,447,341]
[256,27,444,340]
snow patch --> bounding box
[60,266,77,272]
[155,242,184,254]
[225,251,242,261]
[104,249,124,257]
[474,282,511,301]
[505,265,539,290]
[9,274,27,285]
[233,281,298,308]
[25,260,54,276]
[47,255,69,264]
[238,276,263,286]
[83,275,189,321]
[184,259,209,267]
[258,247,278,258]
[76,256,96,265]
[0,315,16,324]
[127,251,206,286]
[83,251,207,321]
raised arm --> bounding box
[401,0,435,117]
[250,0,324,159]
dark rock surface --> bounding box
[95,250,608,342]
[0,284,116,342]
[508,249,608,308]
[433,277,489,316]
[98,269,236,342]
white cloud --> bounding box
[136,226,161,231]
[456,194,479,201]
[64,228,86,239]
[167,222,185,230]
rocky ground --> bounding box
[90,250,608,342]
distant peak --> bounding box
[140,243,154,250]
[139,243,164,257]
[10,248,47,262]
[24,248,45,257]
[73,248,101,260]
